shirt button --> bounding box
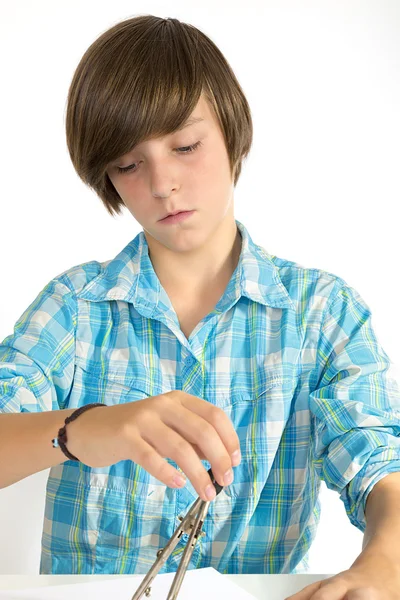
[184,356,195,367]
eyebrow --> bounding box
[176,116,205,130]
[110,117,205,167]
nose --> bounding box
[152,184,179,199]
[149,164,179,199]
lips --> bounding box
[162,210,189,220]
[159,210,195,224]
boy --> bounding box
[1,14,400,597]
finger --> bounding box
[294,579,349,600]
[129,437,188,489]
[313,580,353,600]
[142,421,217,502]
[346,589,379,600]
[191,443,207,460]
[163,405,236,488]
[179,393,241,464]
[285,580,322,600]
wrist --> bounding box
[352,538,400,575]
[53,403,107,461]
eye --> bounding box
[116,140,203,175]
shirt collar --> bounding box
[77,220,295,312]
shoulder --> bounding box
[48,259,109,297]
[259,246,347,304]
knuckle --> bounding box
[158,393,177,412]
[170,437,189,457]
[148,394,163,411]
[163,390,180,403]
[157,461,174,482]
[137,446,156,465]
[210,406,228,427]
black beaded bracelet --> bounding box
[52,402,107,461]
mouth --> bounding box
[160,209,191,220]
[159,210,196,224]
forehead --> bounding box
[151,93,215,136]
[108,96,217,167]
[176,115,205,131]
[109,116,205,164]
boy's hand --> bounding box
[66,390,241,502]
[285,551,400,599]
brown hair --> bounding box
[65,15,253,218]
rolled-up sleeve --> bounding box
[309,279,400,532]
[0,278,77,414]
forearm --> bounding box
[351,472,400,568]
[0,409,76,489]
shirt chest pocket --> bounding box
[215,376,296,501]
[70,363,160,407]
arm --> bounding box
[288,279,400,599]
[0,408,74,488]
[0,278,77,488]
[309,279,400,533]
[353,471,400,564]
[287,467,400,598]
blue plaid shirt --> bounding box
[1,219,400,575]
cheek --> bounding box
[108,176,142,210]
[202,145,232,180]
[191,154,223,189]
[108,173,128,202]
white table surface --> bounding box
[0,574,335,599]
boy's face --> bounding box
[106,94,236,254]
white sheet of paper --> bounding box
[0,567,258,600]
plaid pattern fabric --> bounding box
[1,219,400,575]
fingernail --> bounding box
[224,469,233,486]
[173,474,186,487]
[205,484,216,500]
[231,450,241,466]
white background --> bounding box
[0,0,399,575]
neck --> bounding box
[145,219,242,294]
